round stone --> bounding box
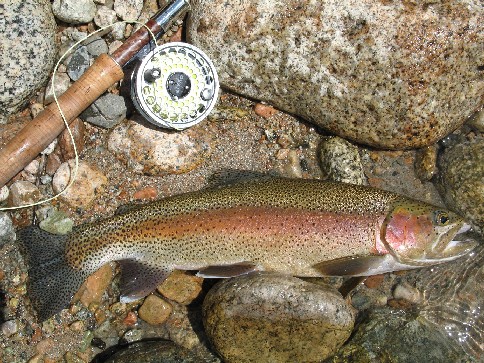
[203,272,355,363]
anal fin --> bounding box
[118,259,171,302]
[314,254,398,277]
[196,262,261,278]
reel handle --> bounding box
[0,54,124,187]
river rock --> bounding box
[203,272,355,363]
[52,0,97,24]
[80,93,127,129]
[157,270,203,305]
[108,120,212,176]
[67,46,91,81]
[138,295,173,325]
[319,136,367,185]
[102,340,220,363]
[8,181,42,207]
[187,0,483,149]
[435,138,484,233]
[333,242,484,362]
[52,159,108,208]
[0,0,56,122]
[114,0,143,21]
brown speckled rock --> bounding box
[138,295,173,325]
[73,263,114,309]
[187,0,483,149]
[203,272,355,363]
[157,270,203,305]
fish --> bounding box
[17,176,477,321]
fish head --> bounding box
[382,201,478,266]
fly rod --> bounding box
[0,0,190,188]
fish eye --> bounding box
[433,211,450,226]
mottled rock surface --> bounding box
[81,93,127,129]
[187,0,483,149]
[319,136,367,185]
[203,272,355,363]
[0,0,56,122]
[52,160,108,207]
[108,120,212,175]
[52,0,96,24]
[435,138,484,233]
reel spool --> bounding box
[131,42,219,130]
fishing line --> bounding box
[0,20,158,211]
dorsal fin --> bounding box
[207,169,279,188]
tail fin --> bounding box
[17,226,88,321]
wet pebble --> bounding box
[393,283,422,304]
[52,0,97,24]
[0,0,56,121]
[467,110,484,133]
[8,181,41,207]
[108,120,212,176]
[435,139,484,233]
[80,93,127,129]
[138,295,173,325]
[350,288,388,311]
[44,72,71,105]
[319,136,367,185]
[52,160,108,207]
[157,271,203,305]
[203,272,355,363]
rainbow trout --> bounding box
[19,177,477,321]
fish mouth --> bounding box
[431,223,478,261]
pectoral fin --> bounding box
[313,254,399,277]
[196,262,261,278]
[118,260,172,302]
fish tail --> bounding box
[17,226,87,321]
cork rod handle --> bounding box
[0,54,124,187]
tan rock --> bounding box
[52,159,108,207]
[138,295,173,325]
[73,264,114,308]
[157,270,203,305]
[254,103,278,118]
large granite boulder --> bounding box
[187,0,483,149]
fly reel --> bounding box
[131,42,219,130]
